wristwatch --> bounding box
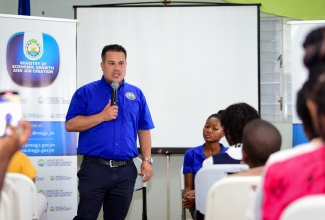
[142,157,154,164]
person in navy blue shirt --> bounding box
[66,44,154,220]
[182,111,226,219]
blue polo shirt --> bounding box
[66,76,154,160]
[183,143,227,181]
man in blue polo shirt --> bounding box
[66,44,155,220]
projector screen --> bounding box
[75,4,260,150]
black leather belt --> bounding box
[84,156,133,167]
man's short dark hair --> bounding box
[101,44,127,62]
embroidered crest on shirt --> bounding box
[125,92,136,100]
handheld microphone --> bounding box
[111,81,119,106]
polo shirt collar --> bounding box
[100,76,125,88]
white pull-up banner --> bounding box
[0,14,78,220]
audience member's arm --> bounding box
[0,121,31,190]
[182,173,195,209]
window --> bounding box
[260,15,292,122]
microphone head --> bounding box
[111,81,119,90]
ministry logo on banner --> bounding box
[6,32,60,87]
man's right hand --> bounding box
[101,100,118,121]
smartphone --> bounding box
[0,91,22,137]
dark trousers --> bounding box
[73,158,137,220]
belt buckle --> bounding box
[109,160,118,168]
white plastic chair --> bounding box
[133,157,147,220]
[180,166,187,220]
[195,164,249,215]
[205,176,261,220]
[0,178,20,219]
[279,195,325,220]
[0,188,13,219]
[6,173,38,220]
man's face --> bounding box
[101,51,127,84]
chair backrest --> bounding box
[180,166,186,220]
[180,166,184,191]
[279,195,325,220]
[133,157,147,191]
[205,176,261,220]
[0,187,13,220]
[6,172,38,220]
[0,178,20,220]
[195,164,249,215]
